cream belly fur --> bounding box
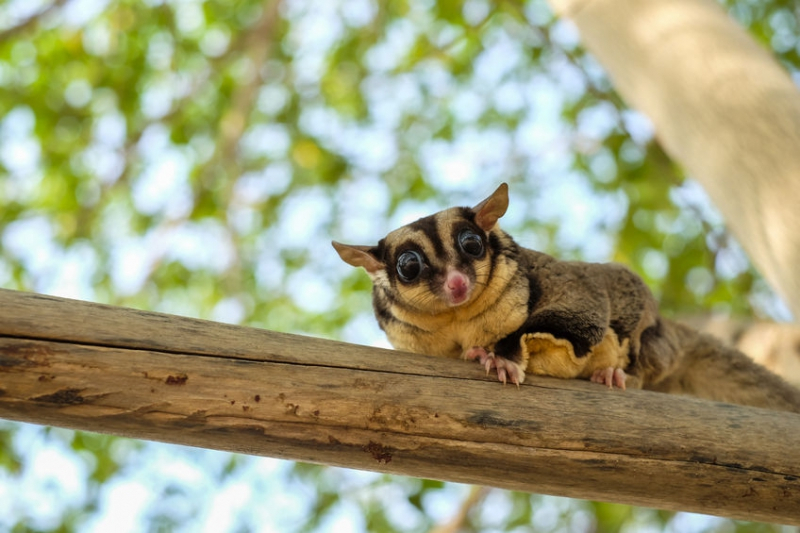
[387,289,529,359]
[385,249,530,359]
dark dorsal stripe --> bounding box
[407,214,446,259]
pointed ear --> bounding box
[332,241,385,274]
[472,183,509,231]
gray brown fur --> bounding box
[333,183,800,414]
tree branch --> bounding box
[0,289,798,525]
[0,0,67,45]
[431,486,490,533]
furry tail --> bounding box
[636,319,800,414]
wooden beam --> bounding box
[0,289,798,525]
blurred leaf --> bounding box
[0,0,796,530]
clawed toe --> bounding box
[464,346,525,386]
[464,346,490,364]
[492,356,525,386]
[591,367,627,390]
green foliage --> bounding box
[0,0,797,531]
[0,427,22,474]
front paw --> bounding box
[464,346,526,386]
[463,346,492,365]
[590,367,627,390]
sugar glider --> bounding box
[333,183,800,413]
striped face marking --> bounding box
[378,208,494,313]
[332,184,525,357]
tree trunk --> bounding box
[548,0,800,319]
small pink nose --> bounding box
[448,274,467,291]
[445,271,469,303]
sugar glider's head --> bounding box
[332,183,510,314]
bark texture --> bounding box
[1,289,799,525]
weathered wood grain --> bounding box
[0,289,798,524]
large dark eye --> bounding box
[396,250,424,282]
[458,229,484,257]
